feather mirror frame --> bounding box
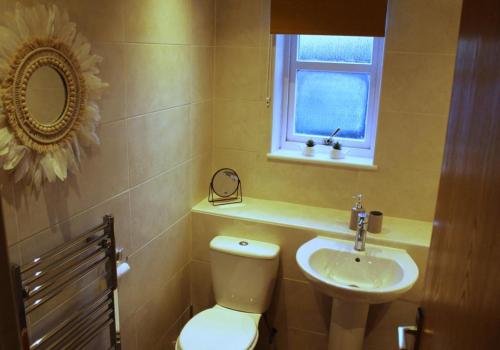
[0,3,108,189]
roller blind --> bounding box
[270,0,389,37]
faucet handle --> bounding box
[357,212,368,227]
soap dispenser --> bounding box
[349,194,365,230]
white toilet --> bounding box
[176,235,280,350]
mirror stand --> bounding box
[208,168,243,206]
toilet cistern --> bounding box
[354,212,368,251]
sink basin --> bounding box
[297,236,419,350]
[296,236,419,304]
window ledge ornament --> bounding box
[0,3,108,190]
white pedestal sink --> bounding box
[296,237,419,350]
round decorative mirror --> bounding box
[208,168,243,205]
[0,3,108,189]
[26,66,67,125]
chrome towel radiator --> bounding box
[12,215,121,350]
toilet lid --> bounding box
[179,307,257,350]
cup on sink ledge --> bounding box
[367,211,383,233]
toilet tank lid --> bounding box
[210,236,280,259]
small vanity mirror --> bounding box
[209,168,243,205]
[213,169,239,197]
[26,66,67,125]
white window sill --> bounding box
[267,149,378,171]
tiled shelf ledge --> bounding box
[267,150,378,171]
[192,197,432,249]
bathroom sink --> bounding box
[296,236,419,304]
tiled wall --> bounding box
[1,0,214,349]
[191,213,423,350]
[213,0,462,221]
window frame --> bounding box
[278,35,385,158]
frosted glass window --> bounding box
[298,35,373,64]
[273,34,384,156]
[294,71,369,139]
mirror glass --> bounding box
[26,66,67,124]
[212,169,240,197]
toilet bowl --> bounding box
[176,305,260,350]
[176,236,280,350]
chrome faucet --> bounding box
[354,212,368,251]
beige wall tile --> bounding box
[192,0,215,46]
[273,328,328,350]
[190,102,213,158]
[129,162,191,250]
[375,111,448,172]
[191,214,213,262]
[0,172,18,246]
[160,306,191,349]
[386,0,462,54]
[58,0,125,43]
[274,278,331,334]
[120,317,137,350]
[215,0,264,47]
[260,0,271,46]
[380,52,456,115]
[16,0,125,42]
[214,100,268,152]
[125,44,191,117]
[128,106,191,186]
[93,43,126,123]
[215,47,266,101]
[192,47,214,103]
[14,121,129,240]
[192,212,230,262]
[358,166,441,221]
[135,264,190,350]
[190,259,214,314]
[191,154,212,206]
[251,154,360,210]
[213,148,259,194]
[8,246,21,265]
[18,192,131,263]
[127,215,191,312]
[364,301,419,350]
[123,0,192,44]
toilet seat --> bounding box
[177,306,258,350]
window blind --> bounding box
[270,0,388,37]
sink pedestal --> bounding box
[328,299,369,350]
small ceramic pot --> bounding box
[330,148,347,159]
[303,146,315,157]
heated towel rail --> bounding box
[12,215,121,350]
